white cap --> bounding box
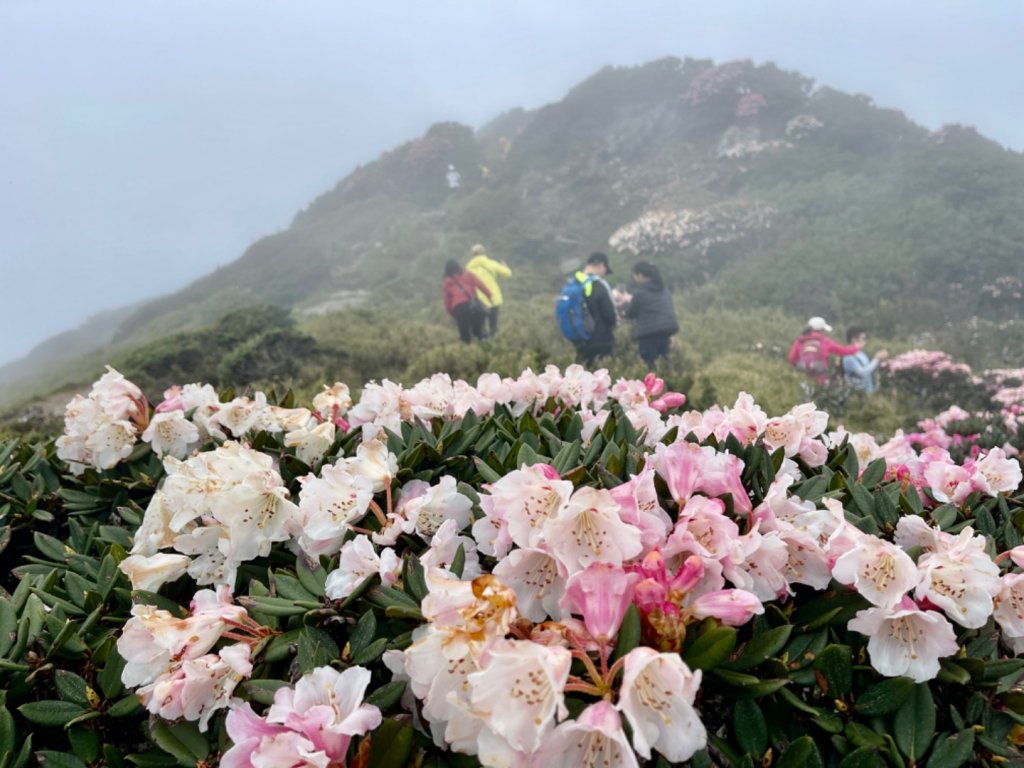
[807,316,832,332]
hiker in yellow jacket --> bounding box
[466,244,512,337]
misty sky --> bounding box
[1,1,1021,366]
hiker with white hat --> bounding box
[787,317,862,386]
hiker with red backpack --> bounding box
[442,259,492,343]
[788,317,862,386]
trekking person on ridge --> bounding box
[787,317,862,387]
[557,252,618,368]
[442,259,491,343]
[614,260,679,369]
[842,326,889,393]
[466,244,512,338]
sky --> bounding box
[1,1,1021,366]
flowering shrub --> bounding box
[886,353,1024,460]
[608,202,775,256]
[2,364,1024,767]
[734,93,767,120]
[784,113,824,139]
[683,60,752,106]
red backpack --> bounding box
[794,334,831,384]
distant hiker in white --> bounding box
[445,164,461,189]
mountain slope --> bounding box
[6,56,1023,407]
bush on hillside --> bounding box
[2,365,1024,767]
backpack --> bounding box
[556,275,596,342]
[794,334,830,382]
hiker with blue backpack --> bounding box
[556,252,618,367]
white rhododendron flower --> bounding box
[831,535,919,608]
[847,597,959,682]
[468,639,571,754]
[617,648,706,762]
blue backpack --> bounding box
[556,274,596,342]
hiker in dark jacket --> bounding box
[575,252,618,366]
[616,261,679,368]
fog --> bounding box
[1,0,1021,365]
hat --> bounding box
[471,244,486,255]
[586,251,613,274]
[807,316,832,332]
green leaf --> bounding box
[733,699,767,757]
[611,604,641,663]
[367,718,414,768]
[33,532,70,562]
[297,626,340,674]
[450,543,466,578]
[682,626,737,671]
[726,624,792,670]
[242,679,288,706]
[0,598,15,657]
[17,700,85,727]
[35,753,88,768]
[54,671,91,707]
[860,458,887,487]
[349,610,378,655]
[272,572,317,602]
[9,734,33,768]
[352,637,388,665]
[364,681,406,711]
[813,644,852,697]
[296,555,328,598]
[99,645,126,700]
[838,746,886,768]
[68,727,101,763]
[893,683,936,762]
[924,729,975,768]
[855,677,915,716]
[0,704,15,760]
[237,595,311,616]
[150,720,209,767]
[776,736,823,768]
[106,696,142,718]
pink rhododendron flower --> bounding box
[559,563,641,641]
[265,666,381,759]
[972,447,1022,496]
[618,647,706,762]
[691,589,764,626]
[295,464,374,557]
[847,596,959,682]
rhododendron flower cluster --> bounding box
[57,366,149,473]
[785,113,825,138]
[608,201,774,256]
[52,363,1024,766]
[683,59,751,105]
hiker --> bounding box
[556,252,617,367]
[614,261,679,369]
[842,326,889,393]
[442,259,491,343]
[787,317,862,386]
[466,244,512,337]
[445,164,461,189]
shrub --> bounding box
[2,365,1024,767]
